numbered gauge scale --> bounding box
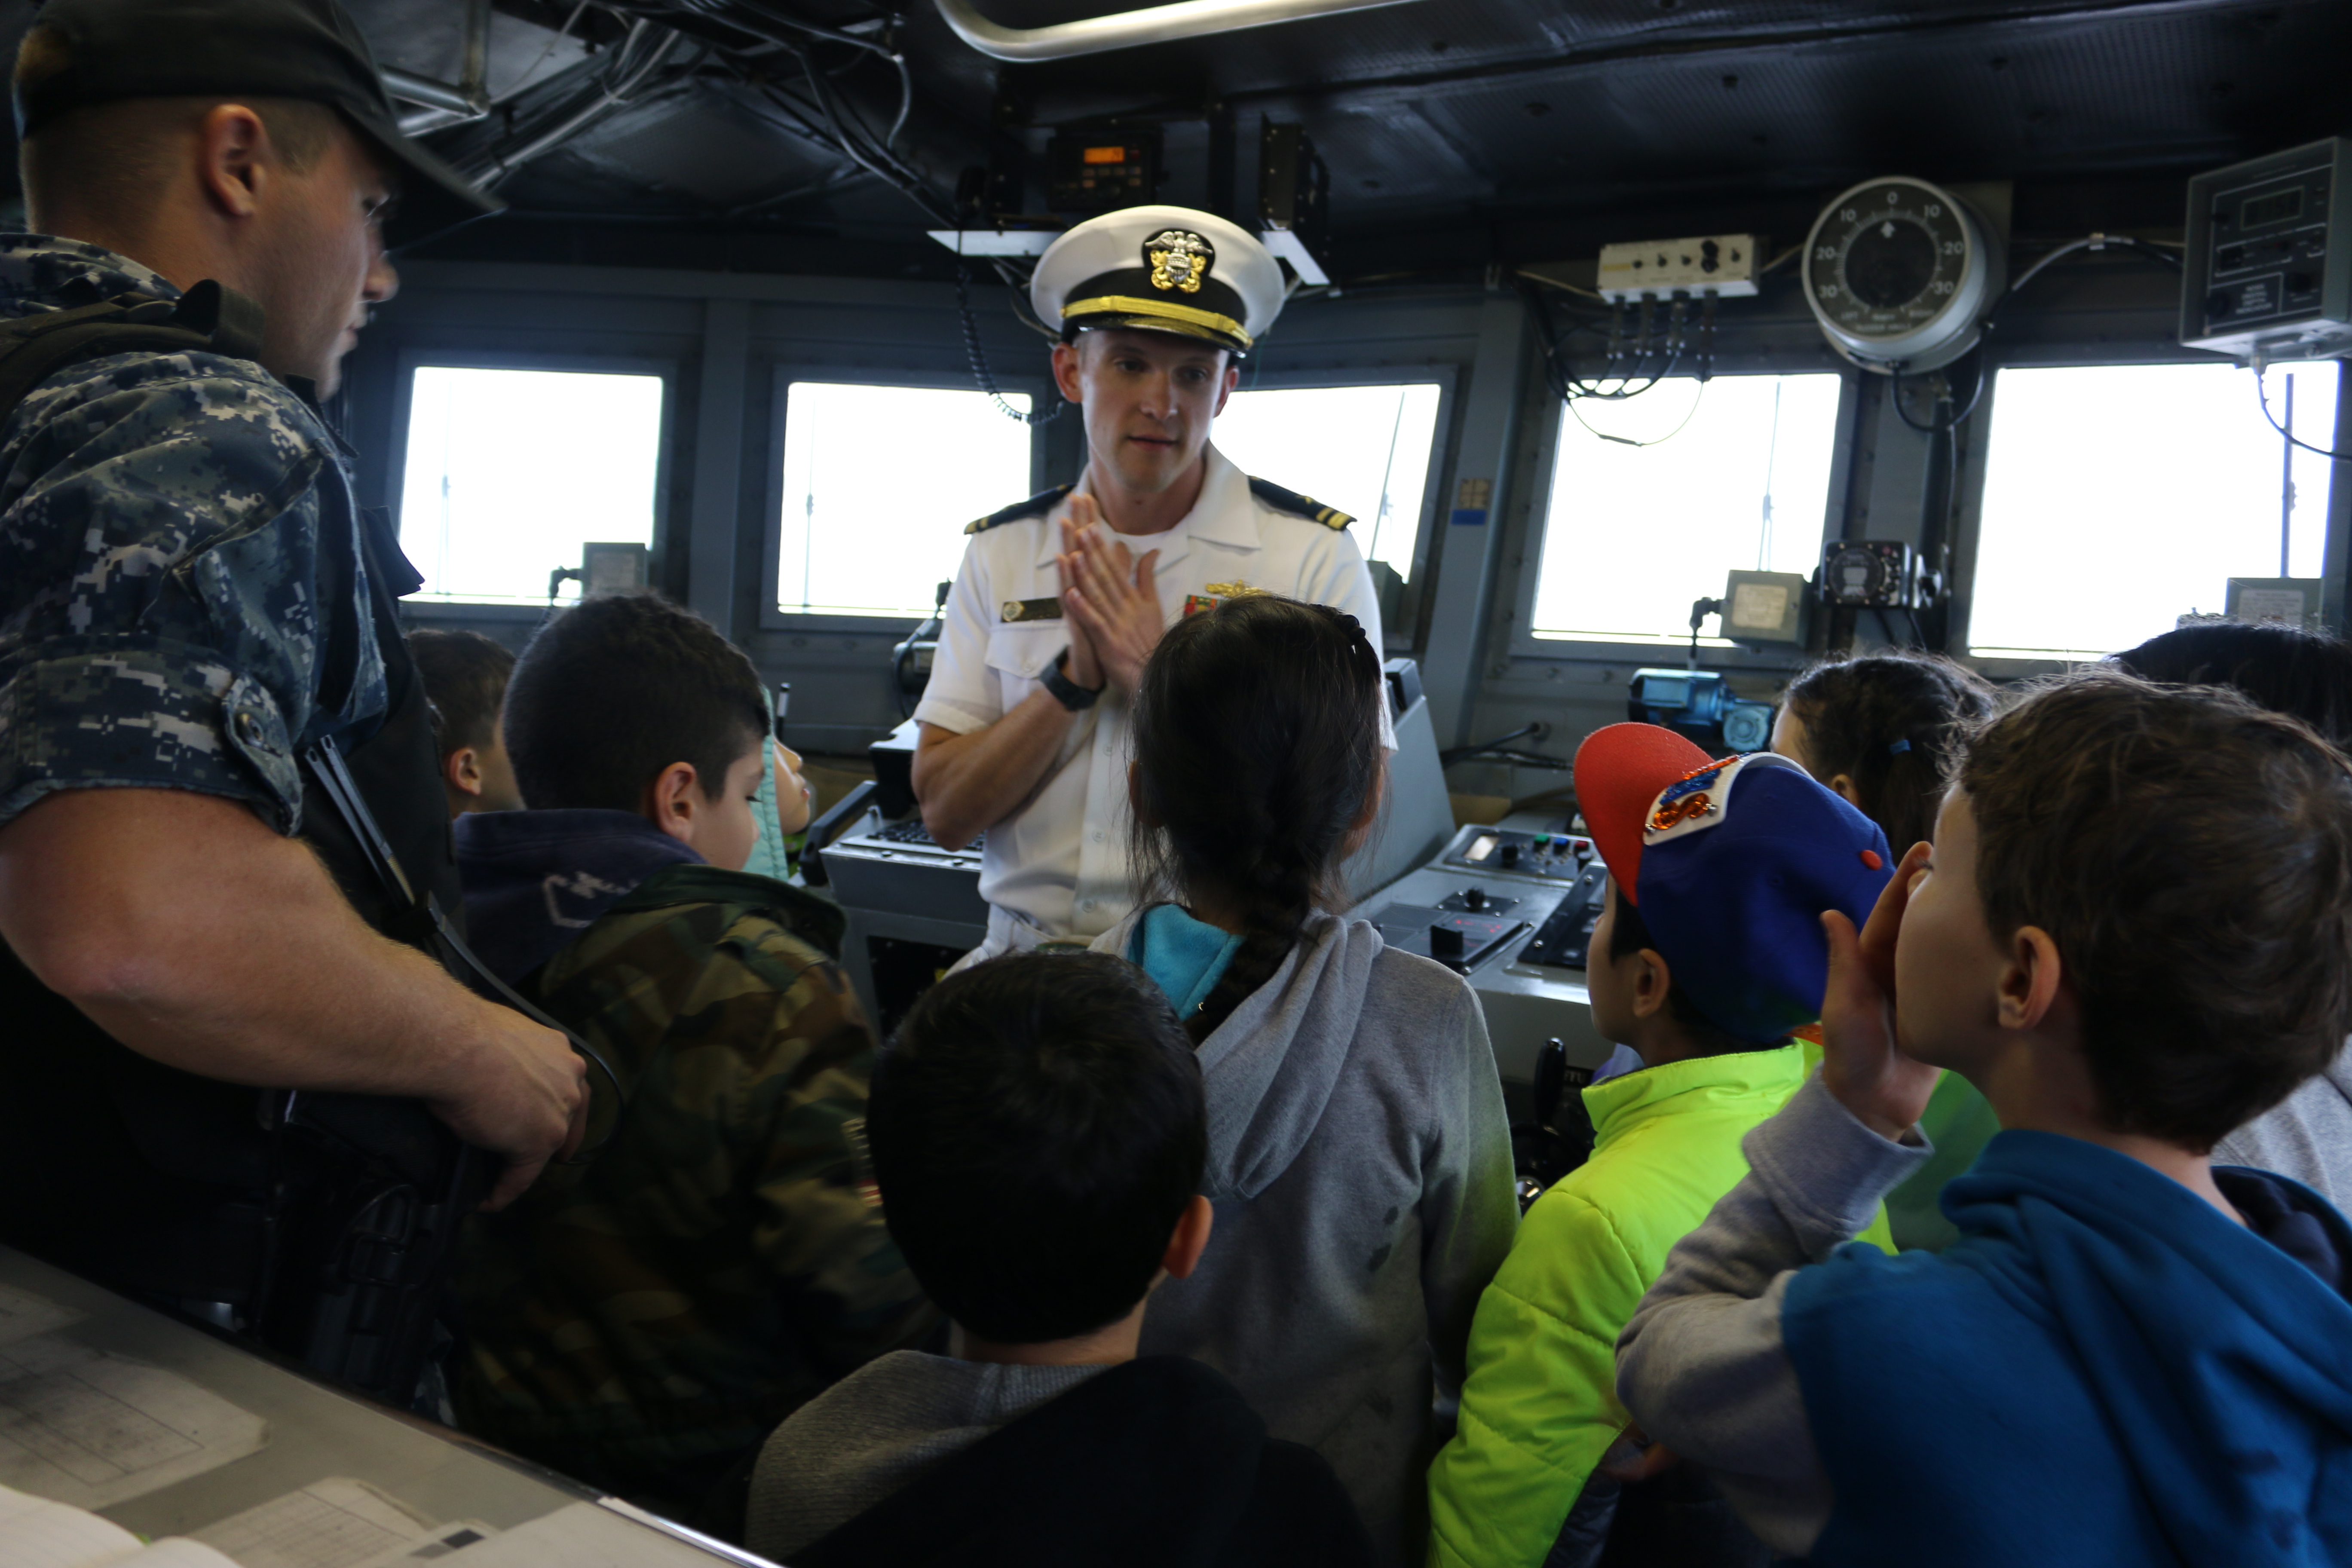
[1802,177,2005,372]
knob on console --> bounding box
[1464,887,1487,910]
[1499,843,1522,868]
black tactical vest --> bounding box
[0,289,462,1296]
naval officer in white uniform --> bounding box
[912,205,1389,962]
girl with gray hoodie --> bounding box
[1091,595,1518,1567]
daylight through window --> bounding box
[777,383,1034,618]
[1968,362,2340,659]
[1531,373,1844,643]
[1212,383,1445,581]
[399,367,665,606]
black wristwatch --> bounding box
[1041,649,1105,711]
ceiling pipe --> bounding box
[931,0,1422,62]
[387,0,495,134]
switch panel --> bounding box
[1597,233,1762,302]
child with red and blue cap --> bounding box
[1427,722,1894,1568]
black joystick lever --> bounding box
[1428,924,1466,961]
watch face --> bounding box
[1805,180,1975,343]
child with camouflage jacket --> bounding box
[448,592,934,1516]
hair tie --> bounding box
[1888,738,1913,756]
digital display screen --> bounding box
[2242,188,2304,229]
[1082,145,1127,165]
[1466,833,1498,863]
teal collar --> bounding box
[1127,903,1246,1021]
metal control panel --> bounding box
[2184,137,2352,361]
[1442,823,1599,882]
[1351,818,1617,1083]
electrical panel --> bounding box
[2225,577,2326,630]
[580,542,648,597]
[1719,569,1810,646]
[1596,234,1761,303]
[1821,540,1935,609]
[2182,137,2352,362]
[1046,130,1161,214]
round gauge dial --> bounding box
[1802,177,2003,373]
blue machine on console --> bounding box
[1626,667,1777,753]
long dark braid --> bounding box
[1130,596,1386,1043]
[1782,651,1997,851]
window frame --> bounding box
[1504,368,1864,663]
[1946,349,2352,680]
[758,362,1055,634]
[1213,362,1460,630]
[387,348,679,609]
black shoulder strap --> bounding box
[304,735,625,1161]
[0,280,267,432]
[1248,475,1356,530]
[965,482,1073,535]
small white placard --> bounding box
[1729,582,1791,630]
[2236,588,2309,625]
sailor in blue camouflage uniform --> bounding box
[0,0,585,1310]
[911,205,1391,965]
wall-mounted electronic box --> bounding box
[2182,137,2352,363]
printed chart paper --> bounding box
[194,1479,435,1568]
[0,1336,267,1509]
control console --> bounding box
[1349,820,1618,1082]
[1443,824,1598,882]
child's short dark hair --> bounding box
[1605,890,1763,1056]
[503,594,769,810]
[1960,672,2352,1149]
[407,628,515,757]
[2111,621,2352,753]
[871,952,1207,1344]
[1783,651,1995,852]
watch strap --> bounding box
[1042,649,1102,711]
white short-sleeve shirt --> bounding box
[915,445,1388,944]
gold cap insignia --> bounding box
[1145,229,1216,295]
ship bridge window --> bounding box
[398,364,666,605]
[1210,382,1446,588]
[774,382,1035,619]
[1967,362,2340,660]
[1529,373,1846,644]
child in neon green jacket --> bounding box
[1427,725,1896,1568]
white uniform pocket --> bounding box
[985,624,1065,710]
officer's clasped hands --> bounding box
[1056,495,1166,695]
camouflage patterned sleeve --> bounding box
[725,922,940,1371]
[0,358,342,834]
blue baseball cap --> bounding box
[1574,723,1893,1044]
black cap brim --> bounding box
[15,0,504,252]
[348,113,503,254]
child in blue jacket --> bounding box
[1617,672,2352,1567]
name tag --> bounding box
[1001,597,1063,623]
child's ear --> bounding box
[1630,948,1673,1022]
[1998,925,2065,1033]
[443,745,485,800]
[1161,1194,1214,1281]
[644,761,701,844]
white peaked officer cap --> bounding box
[1030,205,1286,357]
